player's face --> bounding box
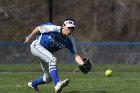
[62,26,75,36]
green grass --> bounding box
[0,64,140,93]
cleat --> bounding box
[28,82,40,91]
[55,79,70,93]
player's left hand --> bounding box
[78,57,92,74]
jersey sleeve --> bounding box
[67,35,78,54]
[38,24,61,33]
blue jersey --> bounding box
[36,23,77,53]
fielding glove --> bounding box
[79,57,92,74]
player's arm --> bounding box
[74,54,84,65]
[68,44,92,74]
[74,54,92,74]
[68,36,84,65]
[24,26,40,43]
[68,36,92,73]
[74,53,92,74]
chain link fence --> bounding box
[0,0,140,72]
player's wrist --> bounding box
[27,34,32,39]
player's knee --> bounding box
[43,74,52,83]
[44,77,52,83]
[49,57,57,69]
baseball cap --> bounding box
[64,20,76,28]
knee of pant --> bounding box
[43,74,52,83]
[45,77,52,83]
[49,57,57,69]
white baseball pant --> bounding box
[30,40,57,83]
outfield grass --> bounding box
[0,64,140,93]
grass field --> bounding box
[0,64,140,93]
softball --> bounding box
[105,69,112,77]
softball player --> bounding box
[24,18,84,93]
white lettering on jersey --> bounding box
[48,36,65,48]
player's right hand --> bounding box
[24,37,30,43]
[24,35,32,43]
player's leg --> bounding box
[46,54,70,93]
[40,60,52,83]
[28,61,52,89]
[30,41,59,84]
[30,40,69,92]
[39,48,70,93]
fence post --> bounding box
[48,0,53,23]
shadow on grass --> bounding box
[66,90,107,93]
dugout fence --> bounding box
[0,42,140,64]
[0,42,140,72]
[1,42,140,64]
